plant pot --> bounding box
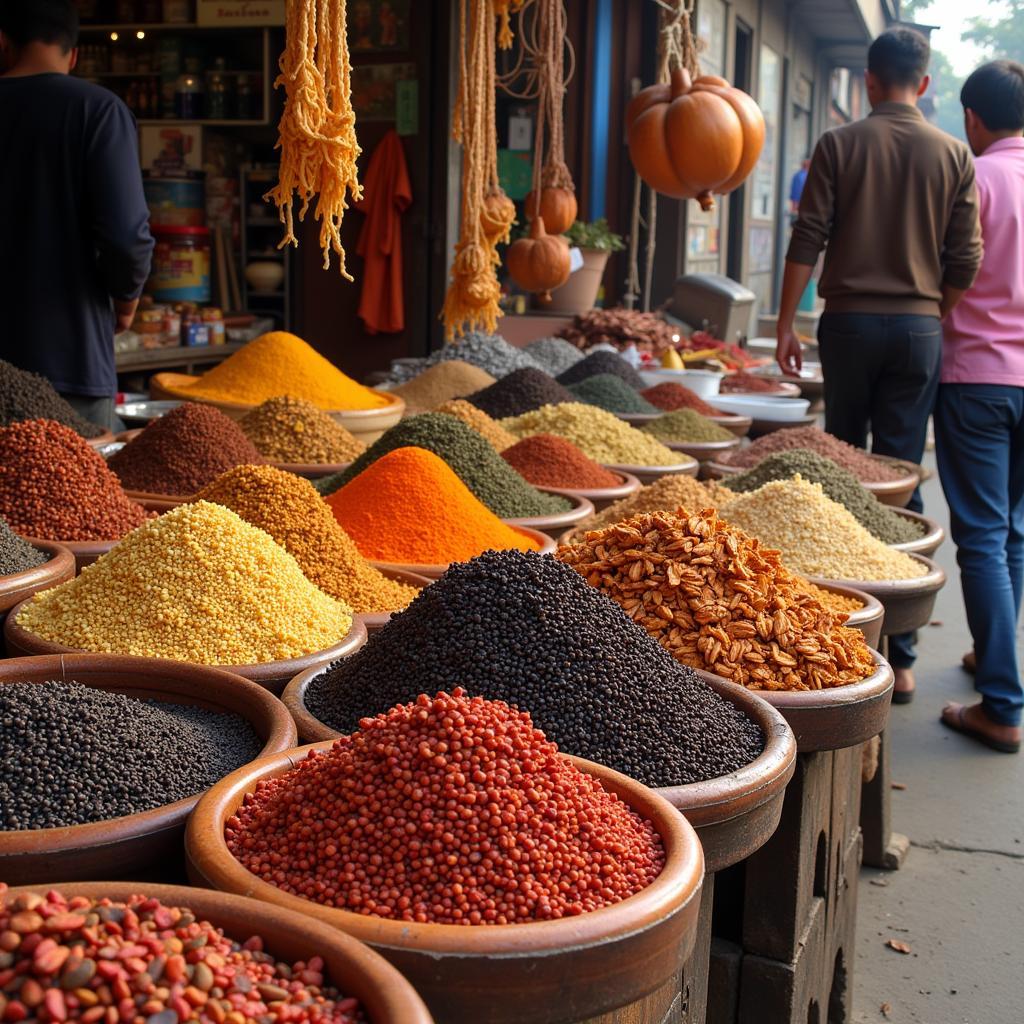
[890,508,944,557]
[0,542,76,655]
[602,457,699,487]
[503,493,596,540]
[535,470,641,514]
[542,247,610,315]
[0,653,297,885]
[354,567,432,635]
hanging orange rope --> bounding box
[265,0,362,279]
[481,8,516,257]
[493,0,525,49]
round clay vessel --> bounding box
[709,413,752,438]
[615,411,663,426]
[354,567,432,635]
[503,492,596,540]
[659,436,742,462]
[890,507,944,557]
[268,460,352,480]
[603,457,699,486]
[536,470,641,514]
[0,542,76,657]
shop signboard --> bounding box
[197,0,285,26]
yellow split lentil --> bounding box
[435,399,518,452]
[500,403,679,466]
[238,395,366,463]
[15,501,354,664]
[720,477,929,581]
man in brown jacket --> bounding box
[776,27,982,702]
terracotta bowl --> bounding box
[1,882,433,1024]
[0,542,76,657]
[747,413,819,438]
[615,411,663,426]
[658,436,742,463]
[503,493,596,539]
[890,507,945,557]
[603,457,700,486]
[807,553,946,638]
[355,567,432,635]
[268,460,352,480]
[85,430,117,448]
[368,527,557,581]
[709,413,753,438]
[3,609,368,696]
[808,580,885,650]
[532,470,641,514]
[186,746,704,1024]
[124,488,192,506]
[0,653,296,885]
[282,664,342,743]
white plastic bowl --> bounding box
[706,394,811,421]
[638,368,724,398]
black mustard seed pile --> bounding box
[307,550,764,788]
[0,359,105,438]
[0,514,47,576]
[0,682,261,830]
[568,374,660,414]
[465,367,577,418]
[557,350,647,391]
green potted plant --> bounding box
[544,219,625,314]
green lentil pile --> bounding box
[567,374,659,414]
[314,413,570,518]
[641,409,734,443]
[0,515,46,576]
[725,449,926,545]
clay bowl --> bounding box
[282,664,343,742]
[368,527,557,582]
[863,456,922,508]
[656,676,796,874]
[503,493,595,540]
[355,567,431,635]
[85,430,117,448]
[747,412,819,438]
[533,470,641,514]
[603,456,700,486]
[751,367,824,402]
[807,553,946,638]
[890,508,945,556]
[2,883,433,1024]
[124,488,191,506]
[186,744,704,1024]
[3,608,368,696]
[0,541,75,654]
[658,436,742,463]
[615,410,664,426]
[0,653,297,885]
[709,413,753,438]
[269,460,352,480]
[808,580,885,650]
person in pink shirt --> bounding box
[936,60,1024,753]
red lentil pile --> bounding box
[0,885,365,1023]
[109,403,263,496]
[720,371,791,394]
[226,690,665,926]
[0,419,151,541]
[501,434,622,490]
[640,382,719,416]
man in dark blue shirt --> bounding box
[0,0,153,430]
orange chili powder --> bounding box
[325,446,541,564]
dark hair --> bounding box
[961,60,1024,132]
[867,27,930,89]
[0,0,79,52]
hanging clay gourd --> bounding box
[481,190,517,247]
[524,186,578,235]
[627,67,765,210]
[506,216,572,300]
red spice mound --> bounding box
[641,382,719,415]
[0,418,151,540]
[720,371,791,394]
[109,402,263,496]
[501,433,622,489]
[0,885,365,1023]
[226,689,665,926]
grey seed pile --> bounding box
[0,359,105,438]
[380,333,545,386]
[307,550,764,788]
[0,514,47,576]
[466,367,577,419]
[524,336,586,375]
[0,682,261,830]
[568,374,659,414]
[725,449,926,545]
[315,413,570,517]
[557,350,647,391]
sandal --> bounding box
[940,703,1021,754]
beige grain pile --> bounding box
[390,360,496,413]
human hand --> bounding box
[114,297,139,334]
[776,324,803,376]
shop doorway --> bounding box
[726,20,753,282]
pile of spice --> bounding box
[16,502,353,664]
[642,409,734,443]
[564,473,736,543]
[315,413,570,518]
[307,550,764,787]
[720,478,929,581]
[465,367,576,418]
[557,350,647,390]
[501,403,678,466]
[720,371,792,394]
[725,449,925,545]
[239,395,366,463]
[197,465,419,614]
[434,398,517,452]
[641,381,720,415]
[558,308,676,355]
[557,509,876,691]
[808,584,864,614]
[108,402,263,496]
[0,358,105,438]
[0,888,365,1023]
[166,331,391,410]
[227,689,666,925]
[325,448,541,564]
[0,682,260,830]
[389,359,496,412]
[0,419,150,541]
[719,425,908,483]
[568,374,659,415]
[524,335,586,375]
[501,434,622,490]
[0,515,46,576]
[380,332,545,386]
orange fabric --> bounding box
[356,131,412,334]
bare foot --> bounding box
[892,667,915,704]
[962,650,976,674]
[940,702,1021,754]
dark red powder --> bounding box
[501,433,622,489]
[641,382,719,416]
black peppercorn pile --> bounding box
[557,350,647,391]
[0,514,46,576]
[0,682,261,830]
[307,550,764,788]
[465,367,578,418]
[0,358,105,438]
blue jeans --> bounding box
[818,313,943,667]
[935,384,1024,727]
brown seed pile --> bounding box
[556,508,876,691]
[434,399,518,452]
[390,359,496,412]
[558,309,676,355]
[641,382,719,415]
[239,395,366,463]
